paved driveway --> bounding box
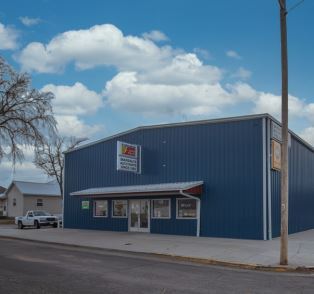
[1,225,314,267]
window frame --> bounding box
[13,198,16,206]
[111,199,128,218]
[93,200,108,218]
[176,198,197,219]
[151,198,171,219]
[36,199,43,207]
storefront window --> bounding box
[152,199,170,218]
[177,199,197,218]
[112,200,127,217]
[94,200,108,217]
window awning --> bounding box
[70,181,203,198]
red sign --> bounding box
[122,144,136,157]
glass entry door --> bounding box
[129,200,150,232]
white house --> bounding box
[5,180,62,217]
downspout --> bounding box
[179,190,201,237]
[61,154,65,229]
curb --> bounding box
[0,235,313,273]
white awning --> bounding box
[70,181,203,198]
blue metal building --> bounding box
[63,114,314,240]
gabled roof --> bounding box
[71,181,203,198]
[6,180,61,197]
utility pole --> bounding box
[278,0,289,266]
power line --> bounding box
[287,0,305,13]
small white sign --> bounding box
[117,141,141,173]
[271,122,282,142]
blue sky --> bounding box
[1,0,314,185]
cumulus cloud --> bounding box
[300,127,314,146]
[226,50,241,60]
[41,82,103,115]
[55,115,103,137]
[40,82,104,139]
[17,24,174,73]
[193,48,211,60]
[19,16,41,27]
[232,67,252,80]
[253,93,305,119]
[15,23,314,149]
[0,22,19,50]
[142,30,169,42]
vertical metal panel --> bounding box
[64,118,264,239]
[271,123,314,238]
[267,118,272,240]
[262,118,267,240]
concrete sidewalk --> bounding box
[0,225,314,269]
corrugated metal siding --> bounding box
[150,198,197,236]
[64,118,264,239]
[271,125,314,238]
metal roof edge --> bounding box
[70,181,204,196]
[23,194,61,197]
[64,113,269,155]
[265,115,314,152]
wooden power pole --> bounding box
[278,0,289,266]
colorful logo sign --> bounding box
[117,141,141,173]
[121,144,136,157]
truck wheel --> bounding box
[34,220,40,229]
[18,221,24,229]
[53,223,58,228]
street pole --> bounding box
[278,0,289,266]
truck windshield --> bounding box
[33,211,50,216]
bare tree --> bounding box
[34,136,87,196]
[0,57,56,163]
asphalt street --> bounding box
[0,238,313,294]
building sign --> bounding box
[271,121,291,147]
[271,140,281,171]
[271,122,282,142]
[81,200,90,210]
[117,141,141,173]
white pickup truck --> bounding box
[15,210,59,229]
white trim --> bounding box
[262,117,267,241]
[151,198,171,219]
[93,200,108,218]
[176,198,198,220]
[267,118,273,240]
[111,199,128,218]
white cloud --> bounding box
[17,24,174,73]
[232,67,252,80]
[55,115,103,137]
[19,16,41,27]
[15,23,314,149]
[105,72,257,116]
[0,145,48,187]
[138,53,222,85]
[300,127,314,146]
[253,93,305,119]
[193,48,211,60]
[226,50,241,60]
[0,22,19,50]
[142,30,169,42]
[41,82,103,115]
